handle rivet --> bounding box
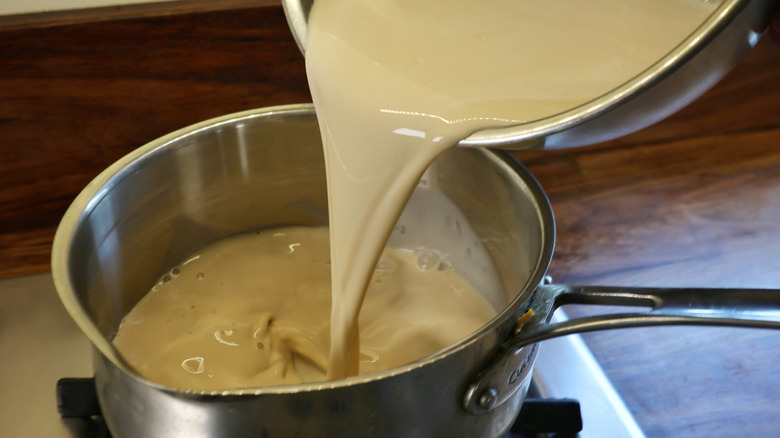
[478,387,498,410]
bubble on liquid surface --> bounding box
[214,329,240,346]
[415,249,450,271]
[360,348,380,364]
[375,257,398,273]
[182,357,205,374]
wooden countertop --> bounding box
[1,2,779,436]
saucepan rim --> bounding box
[51,103,555,397]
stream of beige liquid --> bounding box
[306,0,719,379]
[113,0,719,388]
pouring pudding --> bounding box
[111,0,719,387]
[305,0,719,378]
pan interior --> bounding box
[56,106,553,391]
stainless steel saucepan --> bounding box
[52,105,780,438]
[282,0,779,150]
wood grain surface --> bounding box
[0,2,311,277]
[1,3,779,437]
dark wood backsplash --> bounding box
[0,1,310,277]
[1,1,779,283]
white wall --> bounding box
[1,0,177,16]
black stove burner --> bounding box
[57,378,101,419]
[507,398,582,438]
[57,378,582,437]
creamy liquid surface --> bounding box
[306,0,720,378]
[112,226,496,390]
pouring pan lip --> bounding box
[52,103,556,397]
[458,0,752,148]
[286,0,761,149]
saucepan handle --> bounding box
[464,281,780,415]
[510,282,780,350]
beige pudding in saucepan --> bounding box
[113,0,718,387]
[112,225,496,389]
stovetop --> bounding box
[1,273,644,438]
